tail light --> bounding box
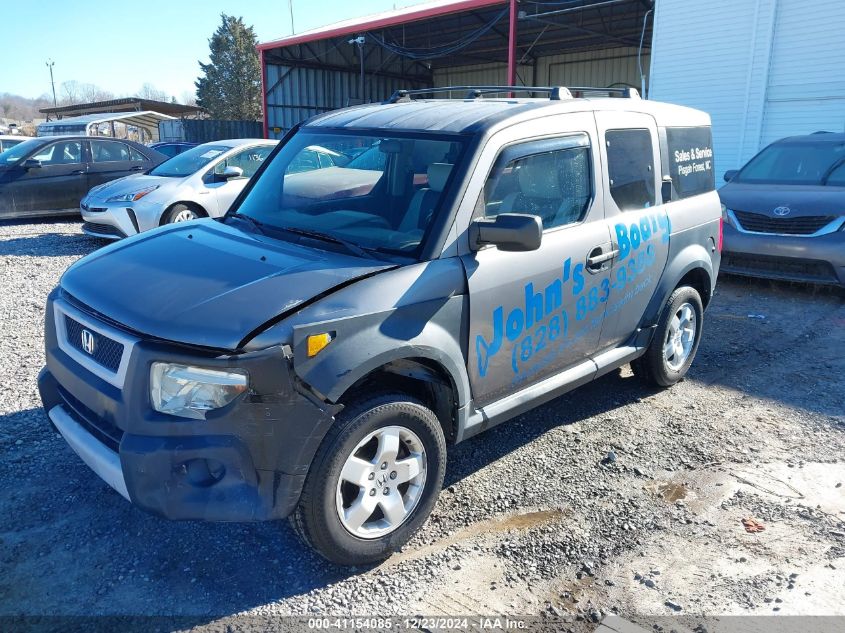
[718,216,724,252]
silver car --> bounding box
[80,139,278,239]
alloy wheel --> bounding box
[663,301,696,371]
[335,425,427,539]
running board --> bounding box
[458,345,645,442]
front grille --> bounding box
[64,315,124,373]
[733,210,835,235]
[58,386,123,452]
[722,253,838,283]
[82,222,124,237]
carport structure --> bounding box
[258,0,654,138]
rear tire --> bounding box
[290,393,446,565]
[632,285,703,387]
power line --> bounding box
[368,7,509,61]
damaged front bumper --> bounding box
[39,288,336,521]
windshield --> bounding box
[735,140,845,185]
[149,143,231,177]
[0,138,46,166]
[231,130,466,257]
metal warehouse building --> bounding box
[258,0,845,181]
[258,0,655,135]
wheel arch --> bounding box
[160,200,208,225]
[337,356,461,443]
[641,241,715,328]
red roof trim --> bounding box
[257,0,506,51]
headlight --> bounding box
[150,363,247,420]
[721,203,734,227]
[107,185,158,203]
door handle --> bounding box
[70,169,85,175]
[587,248,619,269]
[131,166,144,171]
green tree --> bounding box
[195,14,262,120]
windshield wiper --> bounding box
[821,156,845,185]
[227,212,266,234]
[279,226,376,259]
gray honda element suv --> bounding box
[39,86,721,564]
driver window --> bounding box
[482,141,592,230]
[214,146,273,178]
[286,149,321,174]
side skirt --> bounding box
[456,344,647,443]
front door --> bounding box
[593,112,671,352]
[204,145,274,216]
[462,114,614,406]
[6,139,86,214]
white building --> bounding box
[649,0,845,181]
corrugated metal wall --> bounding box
[159,119,263,143]
[650,0,845,180]
[540,47,648,90]
[431,47,648,92]
[432,62,533,87]
[265,63,421,138]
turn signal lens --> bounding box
[307,333,333,357]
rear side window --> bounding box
[666,126,715,198]
[91,140,130,163]
[129,147,147,162]
[606,129,655,210]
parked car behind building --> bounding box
[80,139,277,239]
[719,132,845,287]
[0,136,165,219]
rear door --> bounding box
[593,111,671,352]
[461,113,614,406]
[5,139,87,214]
[87,139,144,189]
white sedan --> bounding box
[79,139,280,239]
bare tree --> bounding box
[60,80,81,105]
[179,90,198,107]
[80,83,114,102]
[137,83,169,102]
[58,80,112,105]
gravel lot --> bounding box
[1,220,844,628]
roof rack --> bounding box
[384,85,639,104]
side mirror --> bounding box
[661,176,673,204]
[723,169,738,182]
[469,213,542,252]
[219,165,243,180]
[22,159,42,170]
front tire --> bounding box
[632,285,704,387]
[290,393,447,565]
[164,203,202,224]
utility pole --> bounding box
[349,36,366,103]
[46,59,57,108]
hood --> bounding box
[719,182,845,217]
[87,174,172,200]
[60,220,393,350]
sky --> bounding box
[1,0,432,101]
